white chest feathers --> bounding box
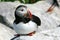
[13,21,38,34]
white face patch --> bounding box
[16,7,28,16]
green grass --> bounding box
[0,0,41,4]
[0,0,15,2]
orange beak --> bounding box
[24,10,32,19]
[28,10,32,19]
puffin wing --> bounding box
[32,15,41,26]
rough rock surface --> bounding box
[0,1,60,40]
[0,23,16,40]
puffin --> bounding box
[11,5,41,40]
[46,0,59,13]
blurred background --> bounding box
[0,0,42,4]
[0,0,41,4]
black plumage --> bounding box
[14,13,41,26]
[16,5,27,11]
[14,5,41,26]
[52,0,59,7]
[32,15,41,26]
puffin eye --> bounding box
[21,9,24,11]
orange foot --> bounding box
[46,7,54,12]
[46,5,55,13]
[28,31,36,36]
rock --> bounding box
[0,23,16,40]
[0,1,60,40]
[0,1,60,30]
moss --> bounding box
[20,0,41,4]
[0,0,15,2]
[0,0,41,4]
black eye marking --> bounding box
[21,9,24,11]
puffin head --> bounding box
[15,5,32,19]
